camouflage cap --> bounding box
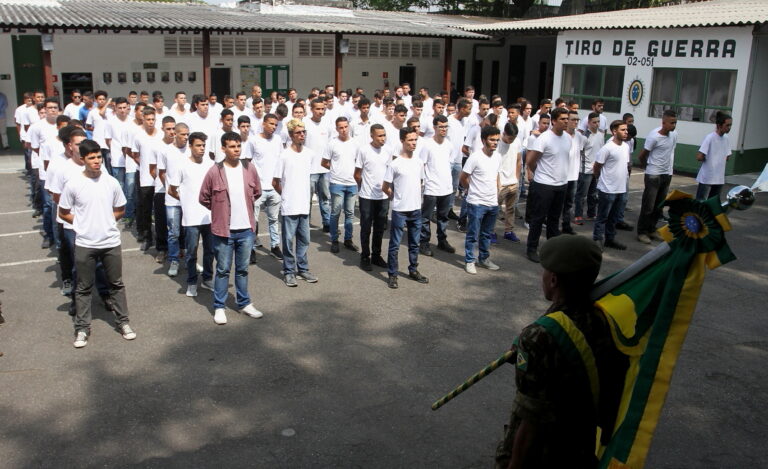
[540,235,602,274]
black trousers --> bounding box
[359,197,390,259]
[137,186,154,242]
[637,174,672,235]
[561,180,577,230]
[526,181,567,251]
[153,192,168,252]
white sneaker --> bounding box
[119,324,137,340]
[61,279,73,296]
[239,303,264,319]
[478,258,500,271]
[214,308,227,325]
[73,330,89,348]
[186,284,198,297]
[465,262,477,274]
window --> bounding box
[346,39,440,59]
[649,68,736,122]
[560,64,625,113]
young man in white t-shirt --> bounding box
[28,98,61,248]
[575,112,604,225]
[157,122,189,276]
[147,116,177,263]
[304,98,332,231]
[593,120,631,251]
[561,110,587,235]
[419,114,456,256]
[354,124,392,271]
[131,108,162,252]
[695,112,732,202]
[322,116,360,254]
[525,108,571,263]
[85,90,114,175]
[273,119,318,288]
[168,132,214,297]
[382,128,429,288]
[636,110,678,244]
[497,122,522,243]
[460,125,503,274]
[249,113,284,262]
[199,132,263,324]
[58,139,134,348]
[63,89,84,120]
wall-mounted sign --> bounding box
[627,78,644,107]
[0,74,10,80]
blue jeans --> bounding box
[111,166,135,219]
[575,173,597,219]
[421,194,450,243]
[696,183,723,201]
[593,191,623,242]
[330,183,358,242]
[281,214,310,275]
[166,205,182,262]
[40,181,54,242]
[185,224,214,286]
[388,209,422,276]
[465,203,499,263]
[50,201,61,249]
[212,229,254,309]
[309,173,330,227]
[254,189,281,248]
[449,162,462,212]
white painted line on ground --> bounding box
[0,209,34,215]
[0,230,39,238]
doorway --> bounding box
[507,45,526,102]
[12,35,44,105]
[399,66,415,90]
[211,67,231,99]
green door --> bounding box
[12,35,44,105]
[240,65,289,96]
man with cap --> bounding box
[495,235,626,469]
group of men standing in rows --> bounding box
[14,80,733,348]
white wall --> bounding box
[741,30,768,151]
[552,26,755,149]
[0,34,18,111]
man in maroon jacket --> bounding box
[199,131,263,325]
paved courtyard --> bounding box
[0,151,766,468]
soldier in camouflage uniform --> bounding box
[495,235,626,469]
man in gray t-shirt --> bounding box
[636,110,678,244]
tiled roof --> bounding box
[463,0,768,32]
[0,0,490,38]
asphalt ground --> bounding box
[0,151,766,468]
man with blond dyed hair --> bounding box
[273,118,318,287]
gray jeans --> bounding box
[254,189,281,248]
[74,245,129,332]
[637,174,672,235]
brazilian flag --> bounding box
[594,191,736,469]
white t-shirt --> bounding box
[211,127,234,163]
[324,137,358,186]
[185,111,220,156]
[498,138,521,186]
[47,157,84,229]
[582,130,605,175]
[382,120,403,152]
[15,105,31,142]
[303,117,332,174]
[106,114,134,169]
[158,143,189,205]
[86,107,113,149]
[519,116,534,149]
[224,162,251,230]
[643,127,678,176]
[696,131,732,185]
[167,157,213,227]
[28,119,57,152]
[250,133,283,189]
[595,140,630,194]
[567,132,587,182]
[131,128,164,188]
[530,129,572,186]
[122,122,144,173]
[39,138,65,181]
[274,146,313,216]
[23,105,41,134]
[419,137,453,196]
[446,115,466,164]
[247,113,264,136]
[350,117,373,145]
[59,171,126,249]
[240,134,254,161]
[463,150,502,207]
[63,102,84,120]
[384,155,423,212]
[355,144,392,200]
[578,114,608,133]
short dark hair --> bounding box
[113,97,128,106]
[264,113,279,123]
[79,139,102,158]
[503,122,518,138]
[622,113,634,121]
[161,116,176,126]
[481,125,501,141]
[433,114,448,126]
[662,109,677,119]
[358,98,371,108]
[550,107,569,120]
[456,98,472,111]
[609,120,626,132]
[394,104,408,114]
[221,131,241,146]
[237,115,251,126]
[399,127,418,141]
[715,111,731,126]
[188,132,208,145]
[44,97,60,108]
[94,90,108,99]
[220,109,234,118]
[55,115,71,126]
[370,123,385,135]
[335,116,349,125]
[588,112,600,121]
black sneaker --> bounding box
[419,243,433,257]
[249,250,258,265]
[388,275,398,289]
[32,209,42,218]
[141,240,152,252]
[343,239,359,252]
[526,250,540,263]
[437,240,456,253]
[371,255,388,268]
[604,239,627,250]
[561,227,576,235]
[457,221,467,233]
[447,210,459,220]
[360,256,372,271]
[270,245,283,260]
[615,221,634,231]
[408,270,429,284]
[322,224,330,233]
[330,241,340,253]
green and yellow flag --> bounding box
[595,191,736,469]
